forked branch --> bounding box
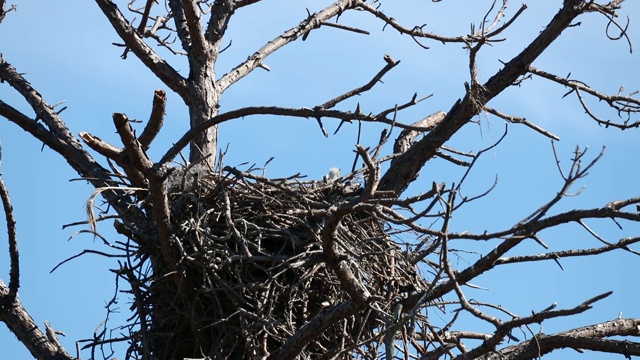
[94,0,189,96]
[0,280,74,360]
[378,0,603,195]
[529,66,640,129]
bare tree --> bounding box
[1,0,640,359]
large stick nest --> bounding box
[122,165,429,359]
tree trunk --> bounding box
[187,70,219,167]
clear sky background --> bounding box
[1,1,639,359]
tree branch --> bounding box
[216,0,359,92]
[392,111,446,166]
[79,132,124,159]
[529,65,640,129]
[206,0,236,48]
[135,0,155,34]
[158,104,430,166]
[0,176,18,302]
[483,106,560,140]
[357,1,526,44]
[113,113,153,171]
[0,280,74,360]
[486,318,640,359]
[167,0,192,53]
[138,90,167,150]
[273,300,363,360]
[378,0,597,195]
[94,0,189,97]
[180,0,209,57]
[319,54,400,110]
[453,292,613,359]
[495,236,640,265]
[0,57,129,213]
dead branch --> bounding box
[319,54,400,110]
[205,0,237,46]
[158,104,432,166]
[94,0,189,96]
[180,0,208,55]
[112,113,177,277]
[138,89,167,150]
[483,106,560,140]
[0,56,134,215]
[216,0,360,92]
[79,132,124,159]
[392,111,446,166]
[1,1,639,359]
[378,0,608,195]
[529,66,640,129]
[0,280,75,360]
[485,318,640,359]
[452,292,613,360]
[0,0,16,24]
[135,0,155,34]
[0,176,18,301]
[274,301,363,360]
[495,236,640,265]
[114,113,154,172]
[318,20,369,35]
[166,0,192,53]
[357,1,526,44]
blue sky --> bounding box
[1,1,639,359]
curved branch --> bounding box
[158,104,431,166]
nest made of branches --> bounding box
[120,165,430,359]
